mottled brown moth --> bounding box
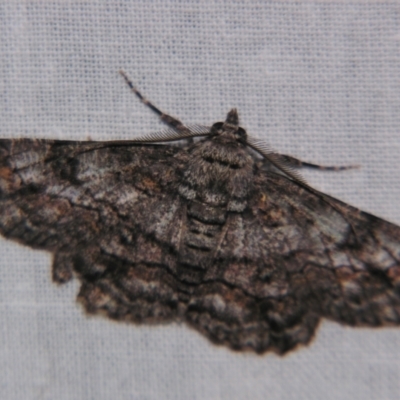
[1,71,399,354]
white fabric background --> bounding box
[1,1,400,399]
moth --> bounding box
[1,71,399,354]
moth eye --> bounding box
[236,127,247,141]
[211,122,224,133]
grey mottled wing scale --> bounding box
[215,171,400,348]
[0,138,185,276]
[1,138,400,354]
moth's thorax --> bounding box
[178,135,254,211]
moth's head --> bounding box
[210,109,247,143]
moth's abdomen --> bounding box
[176,201,226,283]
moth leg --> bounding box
[278,154,359,171]
[119,70,191,135]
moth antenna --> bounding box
[119,70,191,135]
